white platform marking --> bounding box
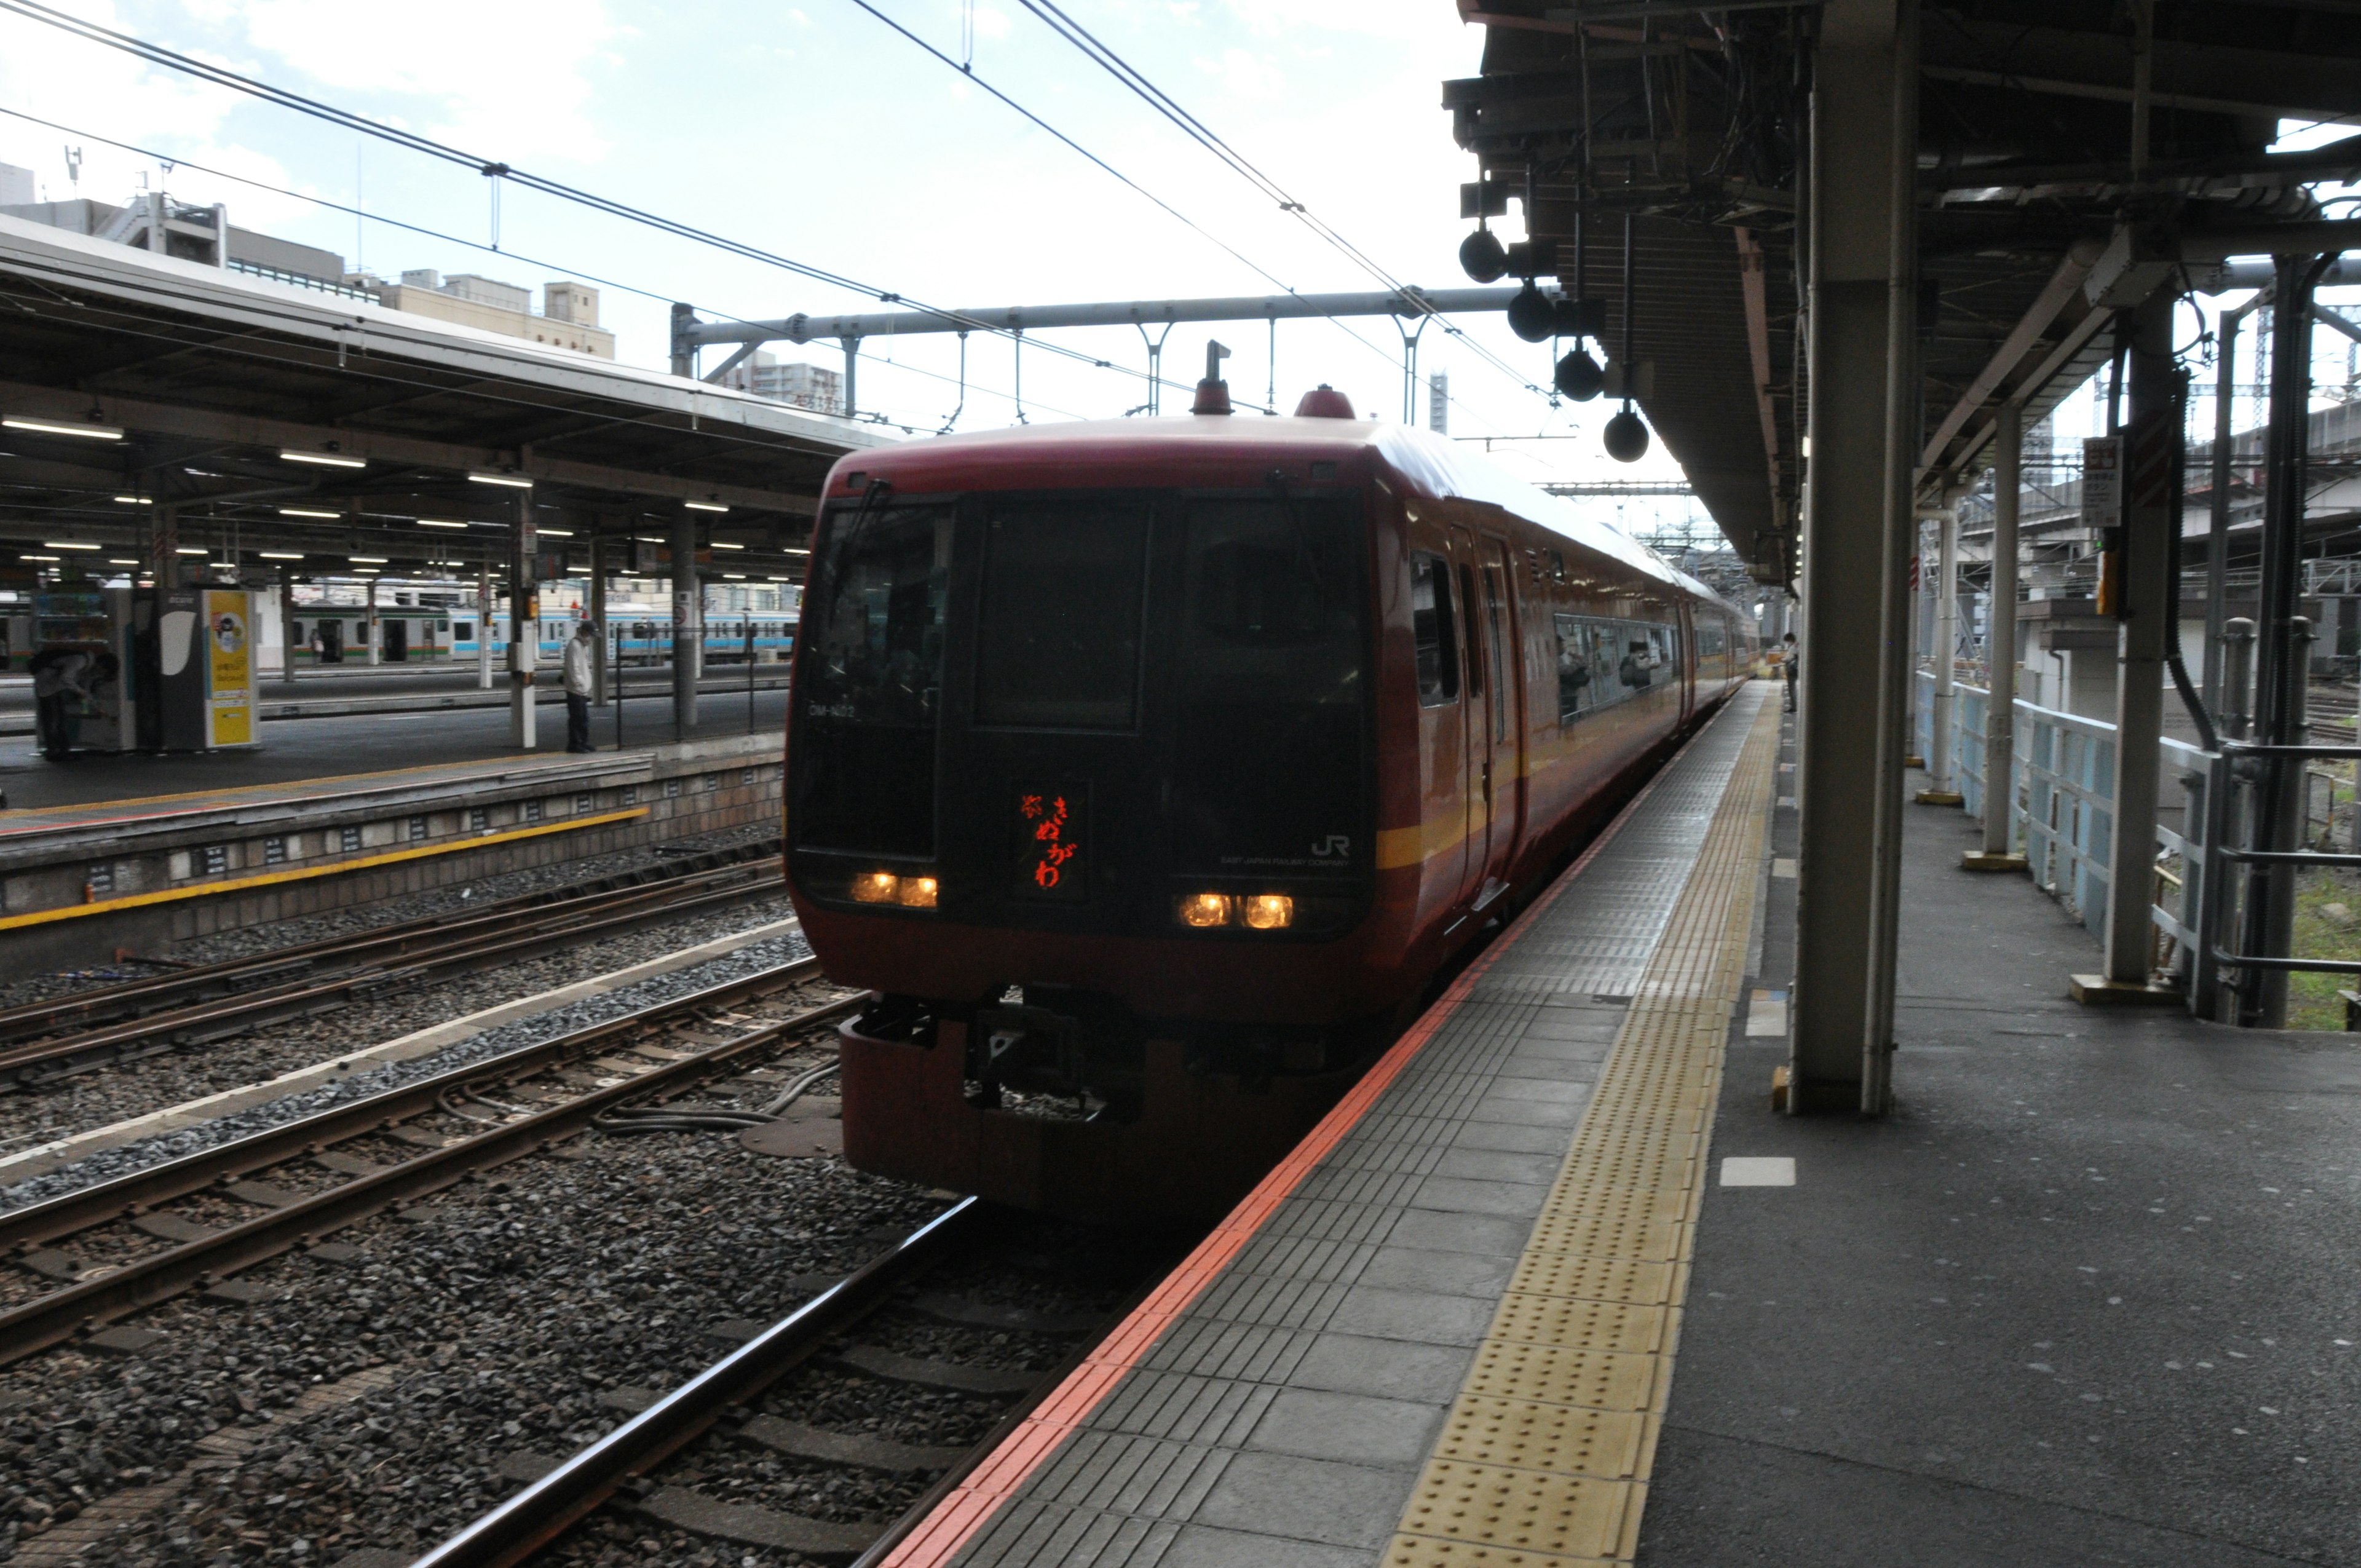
[1721,1157,1797,1187]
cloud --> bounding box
[1209,47,1284,102]
[221,0,621,163]
[0,1,314,228]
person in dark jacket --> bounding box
[1782,632,1799,712]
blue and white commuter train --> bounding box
[288,608,796,665]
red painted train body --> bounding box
[783,405,1758,1222]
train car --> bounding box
[287,608,454,663]
[783,389,1758,1222]
[446,614,796,665]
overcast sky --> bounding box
[2,1,2352,541]
[0,2,1708,501]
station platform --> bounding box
[876,681,2360,1568]
[0,684,787,813]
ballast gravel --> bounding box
[0,892,802,1167]
[0,928,813,1217]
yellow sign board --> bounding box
[205,589,255,747]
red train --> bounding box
[783,384,1758,1222]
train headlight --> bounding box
[1241,894,1294,930]
[852,871,900,904]
[1177,892,1232,929]
[899,876,939,908]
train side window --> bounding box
[1547,549,1567,585]
[454,622,473,641]
[1410,553,1459,708]
[1553,612,1589,722]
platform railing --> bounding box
[1908,668,2361,1019]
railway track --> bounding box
[0,957,850,1368]
[406,1196,1166,1568]
[0,841,788,1091]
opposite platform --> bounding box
[881,682,1782,1568]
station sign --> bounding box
[2081,436,2122,530]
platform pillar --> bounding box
[150,501,179,590]
[1923,508,1960,799]
[2091,297,2181,992]
[476,566,494,691]
[1975,403,2025,862]
[2238,255,2332,1026]
[364,579,381,666]
[1790,0,1916,1116]
[278,566,299,689]
[588,534,609,707]
[509,496,537,750]
[671,506,700,740]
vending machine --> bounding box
[140,585,259,751]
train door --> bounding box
[1447,526,1522,910]
[386,619,409,663]
[1475,536,1525,905]
[1678,603,1695,721]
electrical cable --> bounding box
[0,104,1097,432]
[1004,0,1550,405]
[0,1,1212,411]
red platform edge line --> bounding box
[877,698,1745,1568]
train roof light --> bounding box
[1294,385,1355,419]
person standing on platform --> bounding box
[1782,632,1798,713]
[30,647,90,761]
[563,621,598,752]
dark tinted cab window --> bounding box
[793,503,951,855]
[975,497,1150,729]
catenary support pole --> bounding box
[1975,403,2025,863]
[588,535,609,708]
[671,507,700,742]
[508,495,536,750]
[2086,295,2181,997]
[1790,0,1916,1116]
[2203,302,2251,711]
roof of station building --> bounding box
[0,215,893,577]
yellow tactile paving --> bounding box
[1387,689,1780,1568]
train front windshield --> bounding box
[791,489,1372,933]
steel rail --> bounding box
[0,873,788,1088]
[406,1197,991,1568]
[0,963,853,1363]
[0,841,783,1046]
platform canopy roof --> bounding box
[1441,0,2361,580]
[0,216,890,585]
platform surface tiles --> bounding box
[886,684,1782,1568]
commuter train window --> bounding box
[1410,553,1459,708]
[975,497,1149,730]
[1553,612,1590,723]
[454,622,473,641]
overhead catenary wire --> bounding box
[0,0,1220,416]
[0,105,1097,432]
[846,0,1536,422]
[1003,0,1551,405]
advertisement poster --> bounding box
[205,590,256,747]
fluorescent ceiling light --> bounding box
[20,553,60,561]
[635,536,662,544]
[260,551,305,560]
[107,558,139,565]
[113,494,151,505]
[280,449,365,469]
[280,507,343,520]
[710,540,744,550]
[723,572,746,579]
[350,555,388,563]
[785,547,810,555]
[42,541,101,551]
[683,500,729,513]
[3,415,122,440]
[417,519,469,529]
[175,547,208,555]
[537,527,574,537]
[468,471,532,489]
[350,567,381,574]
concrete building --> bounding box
[0,175,347,287]
[717,350,842,413]
[372,269,615,358]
